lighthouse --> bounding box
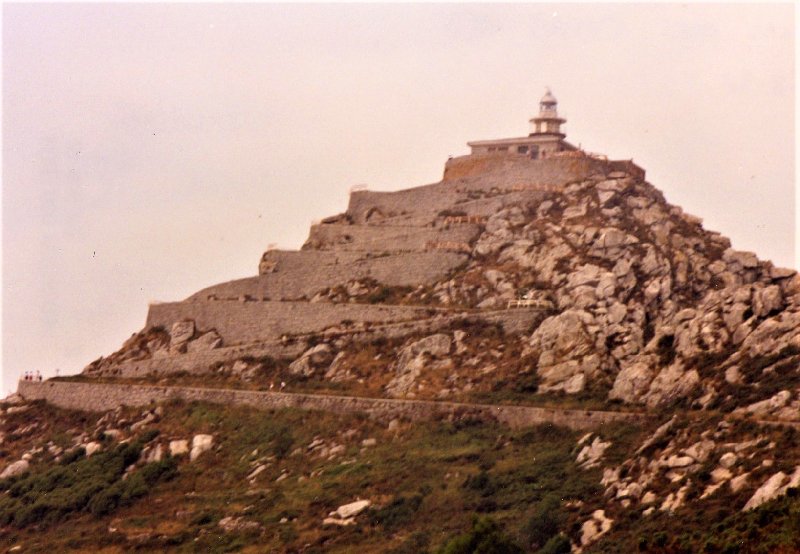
[466,88,577,159]
[529,88,566,138]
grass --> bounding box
[4,393,800,552]
[0,398,629,553]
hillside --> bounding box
[9,96,800,552]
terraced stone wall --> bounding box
[18,380,639,430]
[441,153,612,183]
[105,307,546,377]
[146,301,442,345]
[184,251,467,301]
[302,223,482,252]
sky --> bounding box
[2,3,795,395]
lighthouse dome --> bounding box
[540,88,557,105]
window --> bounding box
[498,146,508,152]
[517,146,529,154]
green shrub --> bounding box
[369,494,423,530]
[463,471,496,497]
[140,429,160,444]
[437,516,524,554]
[538,534,571,554]
[190,510,218,526]
[271,425,295,459]
[59,447,86,465]
[389,530,431,554]
[0,439,176,527]
[523,494,565,549]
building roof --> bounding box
[540,88,557,104]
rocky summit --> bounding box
[7,93,800,553]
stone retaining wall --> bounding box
[346,184,554,226]
[185,251,466,302]
[104,307,546,377]
[302,223,481,252]
[441,153,619,183]
[146,301,443,345]
[18,380,640,431]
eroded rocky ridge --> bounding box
[83,154,799,418]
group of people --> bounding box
[269,381,287,391]
[23,371,43,381]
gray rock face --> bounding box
[529,310,606,394]
[576,436,611,468]
[170,320,195,346]
[739,310,800,358]
[723,249,759,270]
[580,509,613,547]
[753,285,784,317]
[736,390,793,417]
[609,361,655,403]
[187,330,222,352]
[289,344,335,377]
[743,471,788,511]
[643,362,700,408]
[386,334,452,397]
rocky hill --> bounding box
[7,144,800,552]
[81,152,800,416]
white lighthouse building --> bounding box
[467,88,578,159]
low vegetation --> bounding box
[0,398,640,553]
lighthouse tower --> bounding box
[529,88,566,138]
[466,88,576,159]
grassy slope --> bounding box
[0,399,644,553]
[2,399,800,553]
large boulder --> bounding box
[0,460,29,479]
[529,310,606,393]
[334,499,371,519]
[190,434,214,462]
[576,436,611,468]
[609,360,655,403]
[386,334,452,397]
[739,310,800,358]
[85,441,102,457]
[642,362,699,408]
[170,320,195,347]
[743,472,788,511]
[187,330,222,352]
[169,439,189,456]
[736,390,792,418]
[580,509,613,548]
[289,344,335,377]
[752,285,784,318]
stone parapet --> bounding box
[18,380,641,431]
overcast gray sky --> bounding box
[2,3,795,394]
